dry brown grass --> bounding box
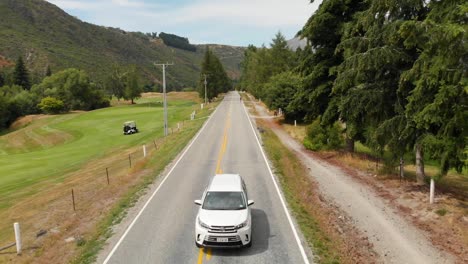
[9,115,49,130]
[282,123,307,142]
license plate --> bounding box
[217,237,229,243]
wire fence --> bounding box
[0,116,204,261]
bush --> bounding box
[38,97,65,114]
[9,90,40,116]
[304,118,344,151]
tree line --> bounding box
[159,32,197,52]
[239,0,467,184]
[0,56,145,130]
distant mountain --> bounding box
[0,0,244,90]
[287,36,307,51]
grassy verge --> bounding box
[258,120,342,264]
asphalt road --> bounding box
[101,91,311,264]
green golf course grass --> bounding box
[0,94,199,209]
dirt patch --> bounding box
[0,55,13,68]
[10,115,49,130]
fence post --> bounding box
[399,157,404,181]
[71,189,76,211]
[177,123,180,131]
[14,223,21,255]
[294,120,297,127]
[106,168,109,185]
[143,145,147,157]
[129,154,132,168]
[429,178,435,204]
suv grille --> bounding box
[209,225,236,233]
[206,235,241,242]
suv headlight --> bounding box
[235,219,248,229]
[198,217,210,229]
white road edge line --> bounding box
[103,103,221,264]
[241,98,310,264]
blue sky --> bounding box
[45,0,322,47]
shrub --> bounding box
[304,118,344,151]
[38,97,65,114]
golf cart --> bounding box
[123,121,138,135]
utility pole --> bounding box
[203,74,208,105]
[155,62,174,136]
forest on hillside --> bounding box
[239,0,467,182]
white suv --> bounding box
[194,174,254,248]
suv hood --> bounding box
[199,209,248,226]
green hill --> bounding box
[0,0,244,90]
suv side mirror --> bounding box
[194,200,202,205]
[248,200,254,206]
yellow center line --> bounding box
[215,113,231,174]
[199,110,231,263]
[197,248,204,264]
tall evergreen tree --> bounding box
[13,56,31,90]
[269,32,293,75]
[293,0,367,124]
[239,33,294,100]
[198,48,230,100]
[399,0,467,178]
[331,0,426,153]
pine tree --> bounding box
[332,0,426,154]
[294,0,367,125]
[400,0,467,177]
[269,32,293,74]
[13,56,31,90]
[198,48,230,100]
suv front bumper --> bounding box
[195,224,251,248]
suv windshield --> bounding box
[202,191,246,210]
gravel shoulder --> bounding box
[250,99,457,264]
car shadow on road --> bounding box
[209,208,270,257]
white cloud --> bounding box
[138,0,320,28]
[47,0,101,10]
[45,0,323,46]
[111,0,146,7]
